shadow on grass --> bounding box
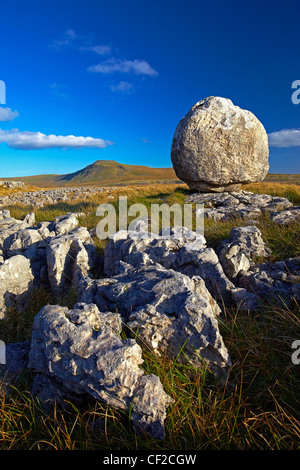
[39,201,99,213]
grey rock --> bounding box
[0,187,108,208]
[0,209,11,220]
[51,213,80,236]
[23,212,36,226]
[78,262,230,376]
[36,221,56,239]
[269,206,300,226]
[292,284,300,302]
[3,228,44,257]
[28,302,174,439]
[0,218,30,251]
[238,257,300,301]
[31,373,86,411]
[0,255,34,319]
[187,191,293,222]
[231,288,261,312]
[218,226,271,281]
[0,341,30,394]
[171,97,269,192]
[104,227,234,306]
[46,227,97,291]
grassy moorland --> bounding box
[0,181,299,450]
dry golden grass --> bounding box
[245,181,300,195]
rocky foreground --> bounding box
[0,190,299,439]
[0,186,115,208]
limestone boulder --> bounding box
[171,96,269,192]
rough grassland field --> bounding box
[0,181,299,450]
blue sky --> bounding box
[0,0,299,176]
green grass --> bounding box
[0,182,300,450]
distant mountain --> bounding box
[5,160,179,188]
[4,160,298,189]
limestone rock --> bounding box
[0,209,10,220]
[269,206,300,226]
[217,226,271,281]
[0,255,34,319]
[0,218,30,251]
[187,191,293,222]
[3,228,44,258]
[28,302,174,439]
[23,212,36,227]
[0,341,30,394]
[51,213,80,236]
[230,288,261,312]
[171,96,269,192]
[46,227,97,291]
[104,227,234,306]
[238,257,300,301]
[78,262,231,376]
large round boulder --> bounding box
[171,96,269,192]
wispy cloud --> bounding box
[49,83,69,99]
[142,137,150,143]
[110,81,134,93]
[80,44,112,55]
[0,128,113,150]
[0,107,19,122]
[87,58,158,76]
[268,129,300,147]
[50,29,77,49]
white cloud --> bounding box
[110,81,134,93]
[142,137,149,143]
[0,128,113,150]
[81,45,112,55]
[87,58,158,76]
[268,129,300,147]
[0,107,19,122]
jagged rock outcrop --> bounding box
[46,227,98,291]
[217,226,272,281]
[171,97,269,192]
[186,191,294,222]
[78,262,231,376]
[28,302,174,439]
[0,212,99,316]
[238,257,300,301]
[269,206,300,226]
[104,227,235,306]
